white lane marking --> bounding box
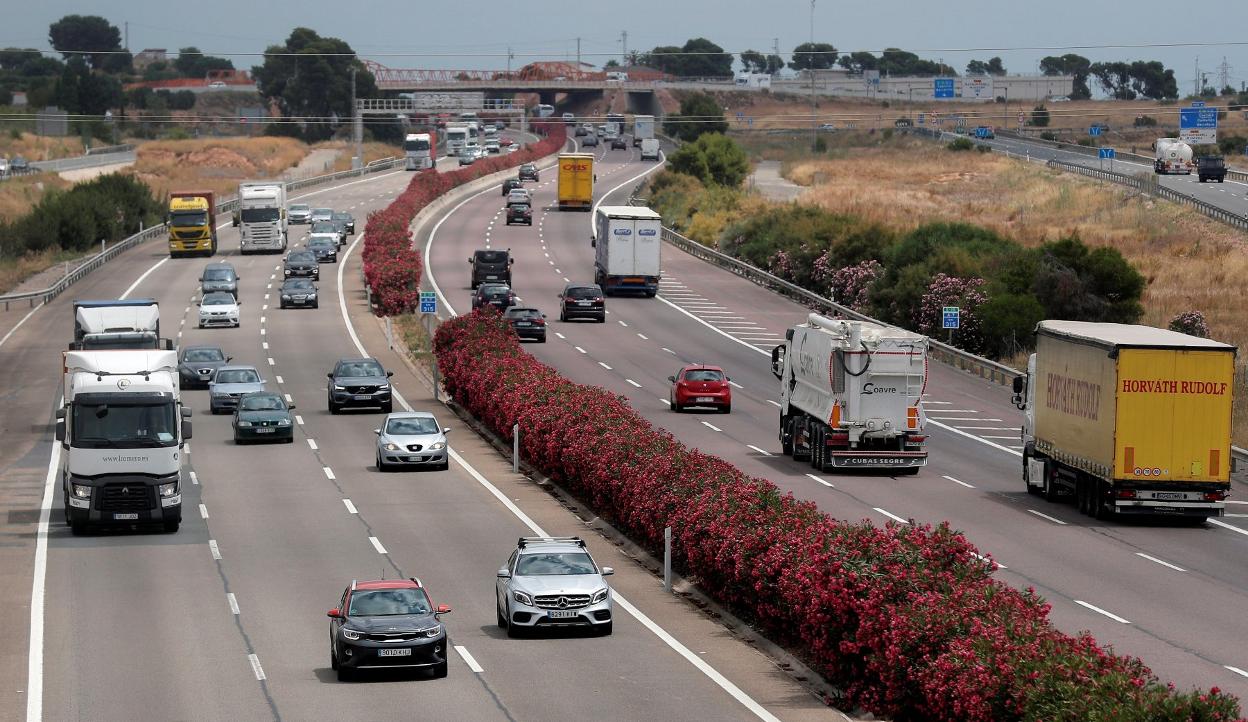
[806,473,834,487]
[727,380,743,389]
[343,499,358,514]
[184,443,190,454]
[928,420,1023,457]
[260,315,266,324]
[660,398,671,406]
[661,347,676,354]
[555,332,566,339]
[454,645,484,673]
[209,539,222,560]
[262,342,269,350]
[1135,552,1186,572]
[598,361,612,370]
[637,333,648,340]
[199,504,209,519]
[746,445,772,456]
[618,320,628,327]
[0,302,45,350]
[180,319,186,327]
[121,257,170,299]
[369,536,388,554]
[924,400,952,405]
[1226,666,1248,679]
[248,653,267,681]
[575,346,586,354]
[655,295,770,357]
[874,508,910,525]
[951,426,1015,430]
[767,400,782,408]
[227,593,240,615]
[554,268,561,274]
[323,467,336,480]
[563,277,570,282]
[626,379,642,388]
[260,329,265,336]
[262,305,268,311]
[701,421,722,432]
[1209,519,1248,537]
[307,439,318,450]
[189,471,199,485]
[269,274,275,281]
[1074,600,1130,624]
[1225,500,1248,505]
[267,358,275,366]
[177,331,183,339]
[1027,509,1067,525]
[25,437,61,722]
[943,475,975,488]
[926,409,978,413]
[275,375,283,384]
[295,415,304,425]
[980,435,1019,440]
[972,552,1007,569]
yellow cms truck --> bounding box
[167,190,217,257]
[1014,321,1235,521]
[556,153,594,211]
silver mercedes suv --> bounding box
[495,537,614,637]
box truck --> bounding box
[557,152,595,211]
[71,299,171,350]
[632,115,654,147]
[235,181,287,254]
[770,315,930,472]
[1013,321,1234,520]
[592,205,662,296]
[167,190,217,257]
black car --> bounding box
[328,357,394,414]
[177,345,232,389]
[284,250,320,280]
[574,125,589,137]
[279,278,319,309]
[518,163,539,182]
[10,155,29,172]
[501,178,522,196]
[503,307,547,342]
[307,237,339,263]
[232,391,295,444]
[472,283,517,312]
[469,248,512,289]
[505,203,532,226]
[200,262,239,297]
[610,136,627,150]
[328,578,452,681]
[581,134,599,148]
[558,283,606,322]
[332,211,356,235]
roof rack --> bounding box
[409,577,423,588]
[517,536,585,549]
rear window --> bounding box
[510,204,530,212]
[685,369,724,382]
[311,222,337,233]
[565,286,599,299]
[483,286,511,298]
[476,251,507,263]
[505,307,540,318]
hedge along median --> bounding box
[361,123,567,316]
[432,309,1242,722]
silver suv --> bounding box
[495,537,613,637]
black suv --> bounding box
[610,136,627,150]
[506,203,532,226]
[278,278,319,308]
[502,178,522,196]
[558,283,605,322]
[472,283,517,312]
[327,357,394,414]
[469,248,512,289]
[503,307,546,342]
[284,249,320,280]
[518,163,539,182]
[328,578,452,681]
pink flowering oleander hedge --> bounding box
[362,122,566,315]
[434,309,1243,722]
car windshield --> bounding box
[311,222,337,233]
[566,287,599,299]
[288,252,315,262]
[184,348,224,362]
[337,361,385,378]
[202,293,235,306]
[216,369,260,384]
[386,417,440,435]
[475,251,506,264]
[72,401,177,448]
[284,280,314,291]
[313,209,332,217]
[685,369,724,382]
[290,204,310,212]
[332,213,351,221]
[203,268,234,281]
[240,394,285,411]
[309,238,334,248]
[521,165,535,172]
[170,211,207,227]
[348,588,430,617]
[516,552,597,576]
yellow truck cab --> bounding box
[556,153,594,211]
[168,190,217,257]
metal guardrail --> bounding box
[0,157,405,310]
[85,143,136,156]
[659,227,1023,386]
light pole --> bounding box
[810,0,817,150]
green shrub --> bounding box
[0,173,163,259]
[667,133,750,187]
[1076,138,1094,147]
[814,136,827,152]
[976,144,991,153]
[1030,105,1051,127]
[947,137,974,151]
[1039,131,1057,141]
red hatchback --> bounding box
[668,365,732,413]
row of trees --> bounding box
[1040,54,1179,100]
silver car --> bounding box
[495,537,614,637]
[289,203,312,224]
[374,412,451,471]
[311,207,334,224]
[209,365,266,414]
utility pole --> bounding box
[1194,57,1201,96]
[621,31,628,66]
[351,65,362,170]
[810,0,817,150]
[124,22,129,51]
[1218,57,1232,93]
[507,46,513,75]
[576,37,581,68]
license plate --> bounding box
[548,610,579,619]
[577,301,591,306]
[697,397,715,402]
[1153,492,1186,500]
[113,513,139,521]
[486,275,498,280]
[516,321,531,326]
[255,428,274,434]
[377,648,411,657]
[355,395,373,401]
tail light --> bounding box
[829,432,849,442]
[534,318,546,326]
[1204,491,1227,501]
[830,403,842,428]
[906,406,919,430]
[1115,489,1138,499]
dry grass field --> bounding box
[127,136,309,201]
[0,173,69,222]
[318,141,403,172]
[0,132,86,162]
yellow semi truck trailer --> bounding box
[167,190,217,257]
[556,153,594,211]
[1014,320,1235,521]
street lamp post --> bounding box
[810,0,817,150]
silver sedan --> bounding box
[374,412,451,471]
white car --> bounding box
[496,537,614,637]
[198,291,240,328]
[485,139,501,154]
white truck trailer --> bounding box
[770,315,930,472]
[1154,138,1194,174]
[71,299,171,350]
[591,205,662,296]
[57,349,191,533]
[632,115,655,147]
[235,181,288,254]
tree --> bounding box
[1030,105,1050,127]
[642,38,732,77]
[966,57,1006,76]
[667,133,749,187]
[838,51,879,73]
[175,47,234,79]
[252,28,377,142]
[641,45,683,75]
[1040,54,1092,99]
[663,92,727,142]
[603,59,620,69]
[788,42,838,71]
[48,15,121,70]
[52,56,121,115]
[740,49,767,73]
[764,54,785,74]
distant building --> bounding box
[133,49,168,71]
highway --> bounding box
[421,136,1248,699]
[1,141,836,721]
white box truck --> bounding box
[57,349,190,533]
[592,205,662,296]
[446,124,470,155]
[71,299,171,350]
[235,181,288,254]
[632,115,655,147]
[770,315,930,472]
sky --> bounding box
[6,1,1248,93]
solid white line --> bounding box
[874,507,910,525]
[727,380,743,389]
[953,426,1017,431]
[323,467,335,480]
[626,379,642,387]
[767,400,782,407]
[1226,666,1248,679]
[209,539,222,560]
[1027,509,1068,525]
[343,499,358,514]
[924,400,952,405]
[1209,519,1248,537]
[1225,500,1248,505]
[746,445,771,456]
[971,552,1007,569]
[655,294,770,357]
[927,420,1023,457]
[189,471,199,485]
[1074,600,1131,624]
[1135,552,1186,572]
[0,302,45,350]
[307,439,318,450]
[248,653,266,681]
[637,333,648,340]
[199,504,209,519]
[926,409,978,413]
[942,475,975,488]
[454,645,484,673]
[701,421,722,432]
[295,415,304,425]
[575,346,586,354]
[121,257,170,299]
[805,473,834,487]
[227,593,240,615]
[598,361,612,370]
[184,443,190,454]
[25,437,60,722]
[369,536,388,554]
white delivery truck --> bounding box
[446,124,470,156]
[235,181,288,254]
[632,115,654,147]
[770,315,930,473]
[640,138,661,161]
[71,299,172,350]
[57,349,191,534]
[592,205,662,296]
[1153,138,1194,174]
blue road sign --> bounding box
[1180,107,1218,129]
[419,291,437,314]
[934,78,955,99]
[1190,100,1206,107]
[942,306,960,330]
[917,113,926,125]
[1088,125,1101,136]
[1098,147,1116,159]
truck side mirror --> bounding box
[590,237,596,248]
[55,419,65,442]
[181,420,193,441]
[1012,376,1024,394]
[770,346,785,380]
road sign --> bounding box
[962,76,994,99]
[1088,125,1101,136]
[1180,106,1218,145]
[419,291,437,314]
[1190,100,1206,107]
[1098,147,1116,159]
[942,306,960,330]
[865,70,881,87]
[933,78,955,99]
[917,113,926,125]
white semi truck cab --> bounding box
[57,350,190,534]
[235,181,288,254]
[771,314,929,472]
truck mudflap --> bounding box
[828,451,928,469]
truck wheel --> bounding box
[810,427,824,470]
[1042,463,1060,503]
[1093,480,1115,521]
[781,420,794,456]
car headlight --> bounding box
[277,418,291,426]
[236,420,253,427]
[72,484,92,498]
[157,482,179,498]
[512,590,533,606]
[342,628,362,641]
[334,384,347,391]
[427,441,446,451]
[307,292,317,298]
[284,269,292,275]
[281,294,292,300]
[418,624,443,638]
[382,442,401,451]
[592,588,609,604]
